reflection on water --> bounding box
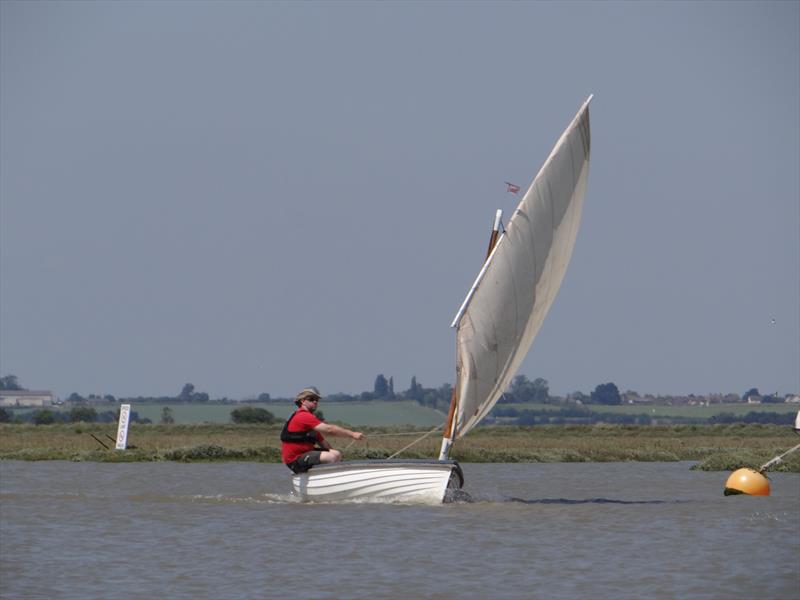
[1,461,798,599]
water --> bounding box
[1,461,798,599]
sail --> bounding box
[451,96,592,439]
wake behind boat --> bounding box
[290,96,593,503]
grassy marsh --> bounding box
[1,423,798,472]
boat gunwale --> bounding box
[292,459,464,488]
[305,458,459,468]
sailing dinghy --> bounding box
[291,96,593,503]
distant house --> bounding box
[785,394,800,404]
[746,395,762,404]
[0,390,54,407]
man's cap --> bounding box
[295,387,323,404]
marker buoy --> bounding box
[724,468,770,496]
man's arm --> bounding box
[314,422,364,440]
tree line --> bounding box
[0,405,145,425]
[2,373,794,428]
[490,405,797,426]
[3,372,792,409]
[2,372,791,408]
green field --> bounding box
[509,403,800,418]
[13,400,447,427]
[10,401,798,426]
[136,400,446,426]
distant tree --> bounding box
[0,375,23,390]
[230,406,276,424]
[0,407,10,422]
[67,392,86,403]
[742,388,760,401]
[257,393,271,402]
[178,383,209,403]
[33,409,56,425]
[590,382,622,405]
[373,374,389,398]
[179,383,195,402]
[70,406,97,423]
[531,378,550,402]
[161,407,175,424]
[103,395,116,403]
[507,375,550,403]
[388,376,395,399]
[405,376,423,402]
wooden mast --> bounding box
[485,209,503,259]
[438,385,459,460]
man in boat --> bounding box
[281,387,364,474]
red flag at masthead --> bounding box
[505,181,520,194]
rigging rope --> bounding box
[386,424,443,459]
[341,425,444,458]
[759,442,800,472]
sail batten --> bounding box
[451,97,592,440]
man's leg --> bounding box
[319,449,342,463]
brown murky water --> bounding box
[1,461,798,599]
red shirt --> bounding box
[281,409,326,464]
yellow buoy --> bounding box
[724,468,770,496]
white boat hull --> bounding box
[291,459,464,504]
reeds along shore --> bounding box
[0,423,798,472]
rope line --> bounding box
[341,426,444,455]
[387,424,443,459]
[358,430,443,437]
[759,442,800,472]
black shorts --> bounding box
[286,450,323,474]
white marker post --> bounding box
[116,404,131,450]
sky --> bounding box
[1,1,798,401]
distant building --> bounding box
[746,395,762,404]
[785,394,800,404]
[0,390,54,407]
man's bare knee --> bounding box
[320,449,342,463]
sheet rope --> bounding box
[341,424,444,458]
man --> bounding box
[281,387,364,474]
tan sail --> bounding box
[446,96,593,447]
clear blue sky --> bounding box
[1,1,798,400]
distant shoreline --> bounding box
[4,399,798,427]
[1,423,797,472]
